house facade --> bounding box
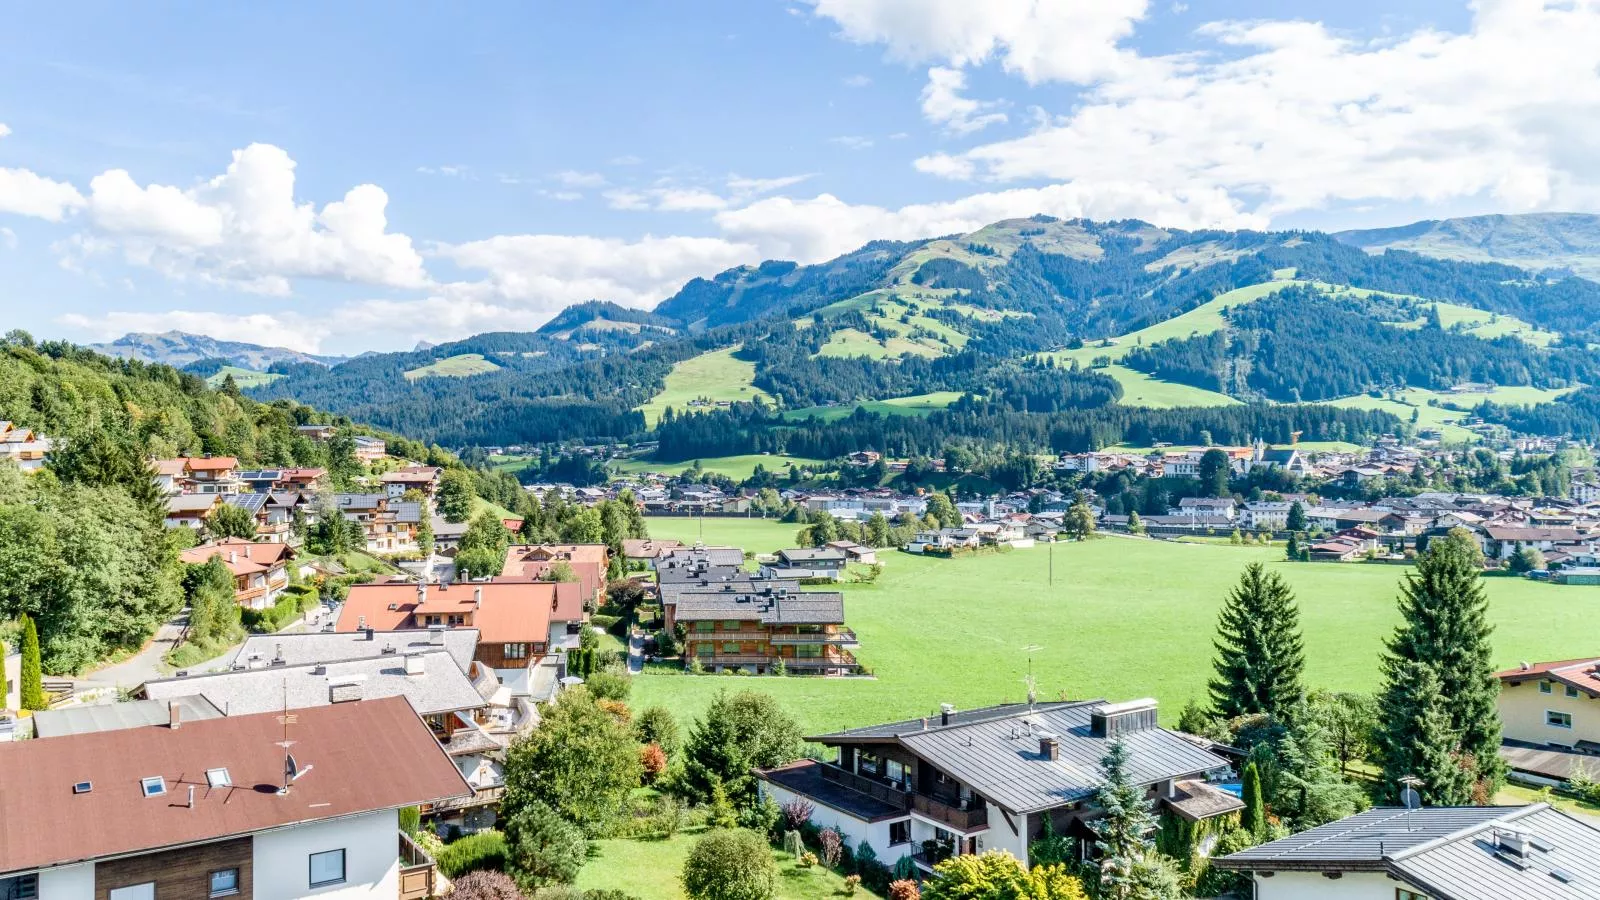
[0,421,51,472]
[1494,657,1600,785]
[670,583,859,675]
[500,543,610,606]
[760,547,849,581]
[0,696,468,900]
[334,494,422,554]
[178,539,295,610]
[757,699,1234,873]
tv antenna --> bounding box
[1398,775,1425,825]
[275,681,313,795]
[1022,645,1043,710]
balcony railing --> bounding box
[819,763,911,810]
[398,831,437,900]
[911,792,988,832]
[816,764,988,831]
[693,631,771,642]
[769,628,859,646]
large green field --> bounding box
[204,365,283,389]
[1327,385,1578,444]
[1098,364,1239,409]
[636,347,774,427]
[634,516,1600,735]
[403,353,502,380]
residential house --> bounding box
[261,491,309,543]
[656,546,746,570]
[353,435,387,463]
[622,538,685,566]
[235,469,286,494]
[1573,481,1600,504]
[761,547,849,581]
[380,466,442,499]
[1482,526,1583,561]
[279,467,325,491]
[1493,657,1600,785]
[336,580,585,695]
[431,516,470,554]
[671,582,858,675]
[756,699,1235,872]
[0,696,468,900]
[905,528,981,553]
[334,494,422,554]
[294,423,338,441]
[1173,497,1238,520]
[0,421,50,472]
[151,458,187,495]
[500,544,610,606]
[826,540,878,565]
[179,539,295,610]
[181,456,243,494]
[1238,501,1291,531]
[1215,803,1600,900]
[163,493,222,530]
[1307,527,1382,562]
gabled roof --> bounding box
[813,701,1227,814]
[230,628,481,673]
[141,649,485,717]
[671,587,845,625]
[1218,804,1600,900]
[336,579,582,643]
[179,538,292,576]
[1496,657,1600,698]
[0,696,471,876]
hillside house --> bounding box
[334,494,422,553]
[163,493,222,530]
[0,696,467,900]
[179,539,295,610]
[500,544,610,607]
[336,580,585,694]
[180,456,243,495]
[1493,657,1600,786]
[671,583,858,675]
[1216,804,1600,900]
[0,421,50,472]
[352,435,387,463]
[294,423,338,440]
[380,466,442,499]
[757,699,1234,872]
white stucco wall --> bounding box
[1253,870,1413,900]
[38,862,93,899]
[252,808,400,900]
[977,809,1029,863]
[759,780,909,866]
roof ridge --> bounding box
[1242,808,1436,861]
[1388,804,1545,861]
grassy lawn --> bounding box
[1496,783,1600,822]
[636,348,774,427]
[783,391,966,422]
[1044,279,1302,369]
[1327,385,1578,444]
[403,353,502,380]
[614,455,827,482]
[204,365,283,389]
[577,832,877,900]
[635,518,1600,735]
[471,495,519,522]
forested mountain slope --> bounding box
[1337,212,1600,281]
[248,215,1600,448]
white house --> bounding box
[0,696,470,900]
[1239,501,1292,530]
[1216,803,1600,900]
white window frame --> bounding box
[1547,710,1574,729]
[109,884,155,900]
[140,776,166,798]
[208,867,240,898]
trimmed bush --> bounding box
[436,829,508,878]
[682,829,777,900]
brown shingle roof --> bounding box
[0,696,470,875]
[179,538,292,576]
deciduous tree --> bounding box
[681,829,776,900]
[503,688,640,834]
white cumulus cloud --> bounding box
[920,67,1007,135]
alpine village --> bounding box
[15,5,1600,900]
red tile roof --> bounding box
[1496,658,1600,697]
[499,544,608,601]
[179,538,293,576]
[338,578,582,643]
[0,696,470,874]
[184,456,239,472]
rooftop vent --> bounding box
[311,664,327,675]
[404,654,426,676]
[1495,828,1533,858]
[1090,698,1159,738]
[940,703,955,726]
[1038,732,1060,761]
[380,645,398,655]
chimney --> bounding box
[169,701,183,729]
[228,551,237,564]
[365,626,375,641]
[187,784,195,808]
[1038,732,1059,761]
[474,586,483,609]
[357,615,367,631]
[417,582,427,606]
[404,654,426,676]
[940,703,955,726]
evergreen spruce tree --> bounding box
[1240,761,1265,838]
[1375,663,1474,805]
[1285,534,1300,561]
[1208,563,1306,720]
[1286,501,1307,532]
[20,613,45,712]
[1374,530,1504,801]
[1091,741,1163,900]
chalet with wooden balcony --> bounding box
[756,699,1237,872]
[672,584,858,675]
[0,421,51,472]
[501,543,610,607]
[333,493,423,554]
[178,538,294,610]
[380,465,441,499]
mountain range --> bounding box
[89,330,347,370]
[91,212,1600,451]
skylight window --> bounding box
[72,781,93,794]
[205,768,232,788]
[140,776,166,797]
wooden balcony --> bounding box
[911,792,988,832]
[819,762,911,810]
[397,830,437,900]
[693,652,859,672]
[769,628,859,647]
[695,631,770,642]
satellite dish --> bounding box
[1400,786,1422,810]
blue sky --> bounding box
[1,0,1594,355]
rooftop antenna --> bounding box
[1022,645,1042,711]
[1398,775,1424,829]
[275,680,313,795]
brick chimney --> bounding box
[168,701,183,729]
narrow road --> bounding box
[74,609,192,692]
[627,631,644,675]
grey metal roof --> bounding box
[817,701,1228,814]
[672,589,845,625]
[230,629,480,673]
[1221,804,1600,900]
[777,547,847,563]
[141,650,485,717]
[657,547,746,569]
[31,696,223,738]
